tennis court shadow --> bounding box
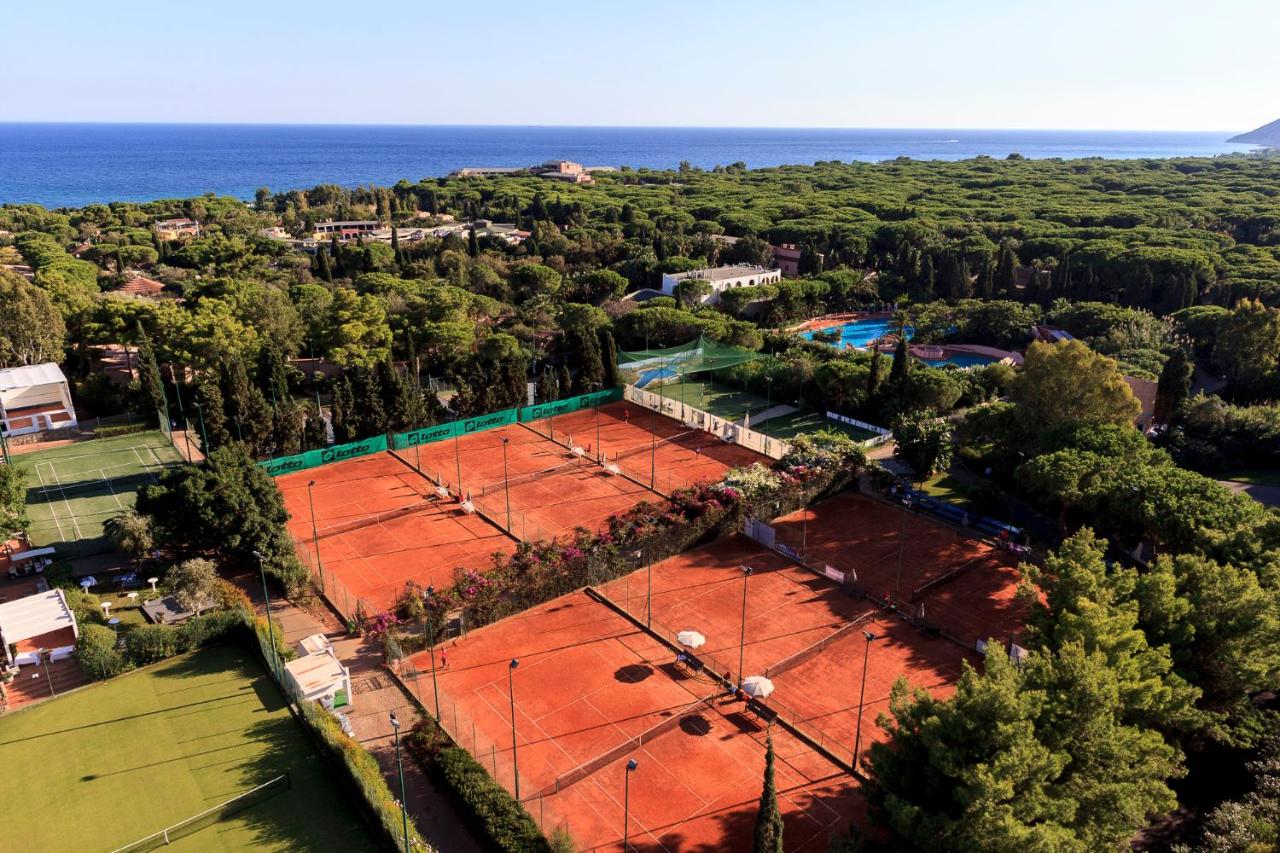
[679,714,712,736]
[614,663,653,684]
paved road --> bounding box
[1219,480,1280,507]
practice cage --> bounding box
[617,335,761,389]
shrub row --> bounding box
[298,699,429,852]
[406,718,564,853]
[92,422,151,438]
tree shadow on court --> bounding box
[614,663,653,684]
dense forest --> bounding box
[2,153,1279,850]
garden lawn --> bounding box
[920,471,971,505]
[0,644,374,852]
[14,430,185,559]
[1221,467,1280,487]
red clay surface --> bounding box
[278,453,516,614]
[596,534,976,765]
[403,590,862,852]
[407,422,658,541]
[535,400,767,494]
[769,492,1025,649]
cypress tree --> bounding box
[996,243,1019,297]
[316,248,333,282]
[194,377,231,452]
[468,226,479,258]
[391,227,402,267]
[536,368,558,404]
[330,374,358,443]
[350,368,388,437]
[599,330,619,388]
[1153,348,1193,425]
[272,400,304,456]
[133,324,167,426]
[577,330,605,393]
[221,358,273,455]
[752,732,784,853]
[867,348,885,400]
[918,253,936,299]
[256,343,291,405]
[303,399,328,449]
[557,365,573,401]
[889,337,910,385]
[451,379,477,418]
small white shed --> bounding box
[0,588,79,667]
[0,363,77,437]
[284,647,352,710]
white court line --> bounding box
[100,467,124,509]
[32,462,67,543]
[43,461,83,542]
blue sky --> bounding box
[3,0,1276,130]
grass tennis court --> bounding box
[650,379,881,443]
[758,409,878,442]
[14,430,185,558]
[0,644,373,852]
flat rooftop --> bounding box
[670,264,777,282]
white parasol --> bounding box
[740,675,774,699]
[676,630,706,649]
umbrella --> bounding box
[80,576,97,590]
[677,630,706,649]
[740,676,774,699]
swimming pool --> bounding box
[802,317,910,349]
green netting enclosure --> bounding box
[617,335,761,388]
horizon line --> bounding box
[0,120,1249,135]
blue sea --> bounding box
[0,124,1257,209]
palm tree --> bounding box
[104,509,154,569]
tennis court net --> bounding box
[477,457,583,497]
[316,495,443,539]
[764,610,878,679]
[110,773,291,852]
[610,428,704,463]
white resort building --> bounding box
[659,264,782,306]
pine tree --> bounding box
[194,377,231,452]
[752,732,784,853]
[1153,347,1193,425]
[599,330,619,388]
[867,348,885,400]
[889,337,910,385]
[133,324,167,426]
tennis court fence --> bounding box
[623,384,790,460]
[763,610,878,679]
[293,534,368,624]
[110,773,291,852]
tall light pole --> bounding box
[168,364,193,462]
[306,480,324,592]
[38,648,54,697]
[252,550,280,681]
[194,399,209,455]
[501,437,512,531]
[649,430,656,490]
[852,630,877,770]
[508,658,521,800]
[453,428,463,496]
[623,758,639,850]
[425,587,440,720]
[389,711,410,853]
[737,565,752,687]
[595,402,602,463]
[894,480,909,606]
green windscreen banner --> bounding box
[259,434,388,477]
[390,407,520,451]
[518,388,622,423]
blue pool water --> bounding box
[634,366,678,388]
[803,318,908,349]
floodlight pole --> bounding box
[737,565,752,687]
[894,481,909,607]
[853,630,877,770]
[623,758,639,850]
[650,431,656,490]
[802,507,809,562]
[509,659,521,801]
[595,402,602,463]
[453,429,462,496]
[253,550,280,682]
[501,437,512,531]
[425,590,441,720]
[646,541,653,628]
[0,424,10,465]
[306,480,324,592]
[38,648,54,697]
[389,712,410,853]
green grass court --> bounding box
[0,645,374,852]
[14,430,185,558]
[650,379,879,443]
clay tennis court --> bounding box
[402,589,862,851]
[768,492,1025,649]
[278,453,516,615]
[403,422,659,541]
[529,400,768,495]
[594,534,975,765]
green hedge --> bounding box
[297,700,428,851]
[92,423,150,438]
[406,719,553,853]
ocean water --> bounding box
[0,124,1256,209]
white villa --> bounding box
[659,264,782,306]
